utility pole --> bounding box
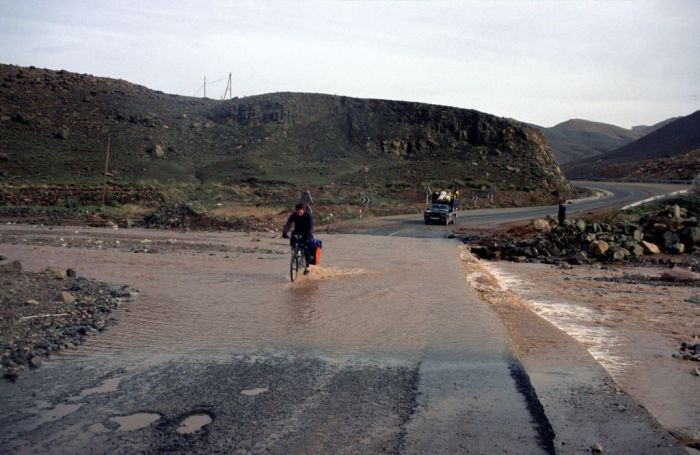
[100,134,111,208]
[228,72,232,100]
[203,76,206,98]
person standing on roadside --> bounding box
[558,199,567,224]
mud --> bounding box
[465,254,699,451]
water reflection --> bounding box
[285,279,320,327]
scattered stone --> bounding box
[150,144,165,158]
[591,442,603,453]
[66,268,77,278]
[106,220,118,230]
[44,267,66,279]
[0,260,22,273]
[54,127,69,140]
[2,268,135,381]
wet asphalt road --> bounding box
[346,181,689,238]
[0,181,687,454]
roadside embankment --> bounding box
[461,247,698,452]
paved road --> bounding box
[0,180,686,453]
[343,181,688,238]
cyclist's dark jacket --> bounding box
[283,211,314,238]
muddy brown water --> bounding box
[1,227,501,360]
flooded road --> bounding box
[0,226,558,453]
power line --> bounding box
[193,73,232,99]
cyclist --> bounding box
[282,203,315,272]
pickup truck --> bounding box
[424,192,458,225]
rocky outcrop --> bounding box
[0,64,571,198]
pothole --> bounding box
[70,377,122,401]
[176,412,213,434]
[87,422,108,433]
[240,387,269,396]
[43,403,82,420]
[110,412,161,431]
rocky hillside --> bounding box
[0,64,570,202]
[564,111,700,179]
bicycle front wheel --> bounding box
[290,251,300,282]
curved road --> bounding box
[344,181,688,237]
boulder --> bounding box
[618,222,641,235]
[640,241,661,254]
[668,242,685,254]
[531,218,551,232]
[661,231,680,251]
[568,251,589,265]
[26,299,39,305]
[606,246,629,261]
[589,240,609,256]
[575,220,586,232]
[630,244,645,257]
[680,227,700,247]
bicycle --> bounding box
[289,234,308,282]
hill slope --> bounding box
[0,64,570,201]
[564,111,700,179]
[536,119,645,164]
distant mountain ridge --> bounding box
[534,118,674,165]
[563,110,700,179]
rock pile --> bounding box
[674,340,700,362]
[0,262,137,381]
[468,204,700,265]
[145,202,277,232]
[145,202,206,229]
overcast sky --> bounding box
[1,0,698,128]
